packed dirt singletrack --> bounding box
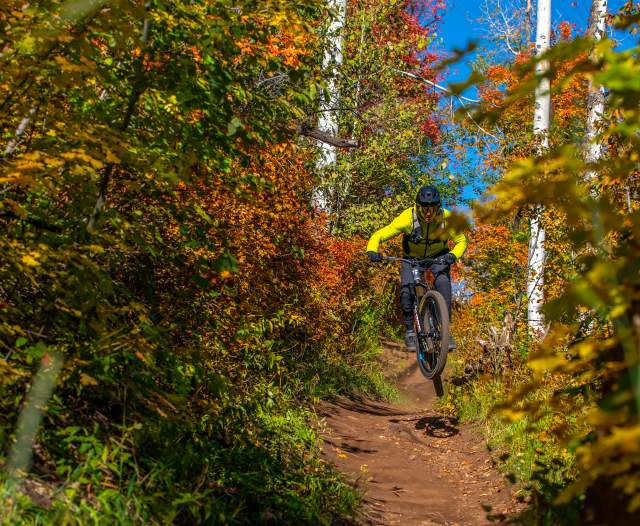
[318,340,521,525]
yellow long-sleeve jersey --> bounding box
[366,206,468,259]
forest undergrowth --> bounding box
[0,0,430,524]
[4,0,640,524]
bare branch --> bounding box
[298,122,358,148]
[391,69,480,103]
[391,69,500,140]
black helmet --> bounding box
[415,185,441,207]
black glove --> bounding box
[367,251,383,263]
[442,252,457,265]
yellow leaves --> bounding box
[335,449,348,459]
[53,55,91,73]
[610,304,628,318]
[588,425,640,458]
[163,94,179,114]
[499,407,528,423]
[54,299,82,318]
[587,409,628,429]
[21,253,40,267]
[11,150,44,170]
[85,244,105,254]
[60,150,104,170]
[16,35,36,54]
[15,159,44,172]
[288,313,304,326]
[79,373,99,386]
[528,353,568,373]
[0,357,29,382]
[0,174,28,185]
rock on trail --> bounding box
[318,341,520,525]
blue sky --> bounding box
[432,0,632,205]
[437,0,631,88]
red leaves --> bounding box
[420,116,441,144]
[556,21,576,41]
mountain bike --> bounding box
[383,256,450,396]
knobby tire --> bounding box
[416,290,449,388]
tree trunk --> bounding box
[525,0,533,48]
[584,0,608,188]
[3,106,38,157]
[527,0,551,336]
[331,11,366,233]
[312,0,347,214]
[87,15,152,231]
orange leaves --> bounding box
[556,21,575,41]
[187,109,204,123]
[231,10,314,69]
[458,221,528,322]
[185,45,202,63]
[479,30,588,146]
[235,38,255,56]
[156,139,370,353]
[265,29,312,68]
[485,64,511,84]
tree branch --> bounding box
[87,14,152,231]
[298,122,358,148]
[392,69,481,103]
[391,69,500,140]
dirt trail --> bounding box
[319,341,520,525]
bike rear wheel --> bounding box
[415,290,449,380]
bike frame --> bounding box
[383,256,443,343]
[379,255,450,392]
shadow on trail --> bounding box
[319,342,521,525]
[324,438,378,454]
[327,395,411,417]
[414,415,459,438]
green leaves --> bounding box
[226,116,243,136]
[0,1,375,523]
[461,14,640,519]
[213,251,238,273]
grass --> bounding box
[443,360,586,525]
[1,401,363,525]
[0,298,399,525]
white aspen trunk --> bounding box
[584,0,607,186]
[527,0,551,336]
[4,106,38,156]
[1,106,39,195]
[312,0,346,213]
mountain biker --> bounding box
[366,185,468,352]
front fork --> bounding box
[413,287,438,354]
[412,304,422,334]
[411,281,424,335]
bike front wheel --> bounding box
[415,290,449,380]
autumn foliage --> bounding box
[449,12,640,523]
[0,0,403,523]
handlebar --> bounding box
[381,255,446,267]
